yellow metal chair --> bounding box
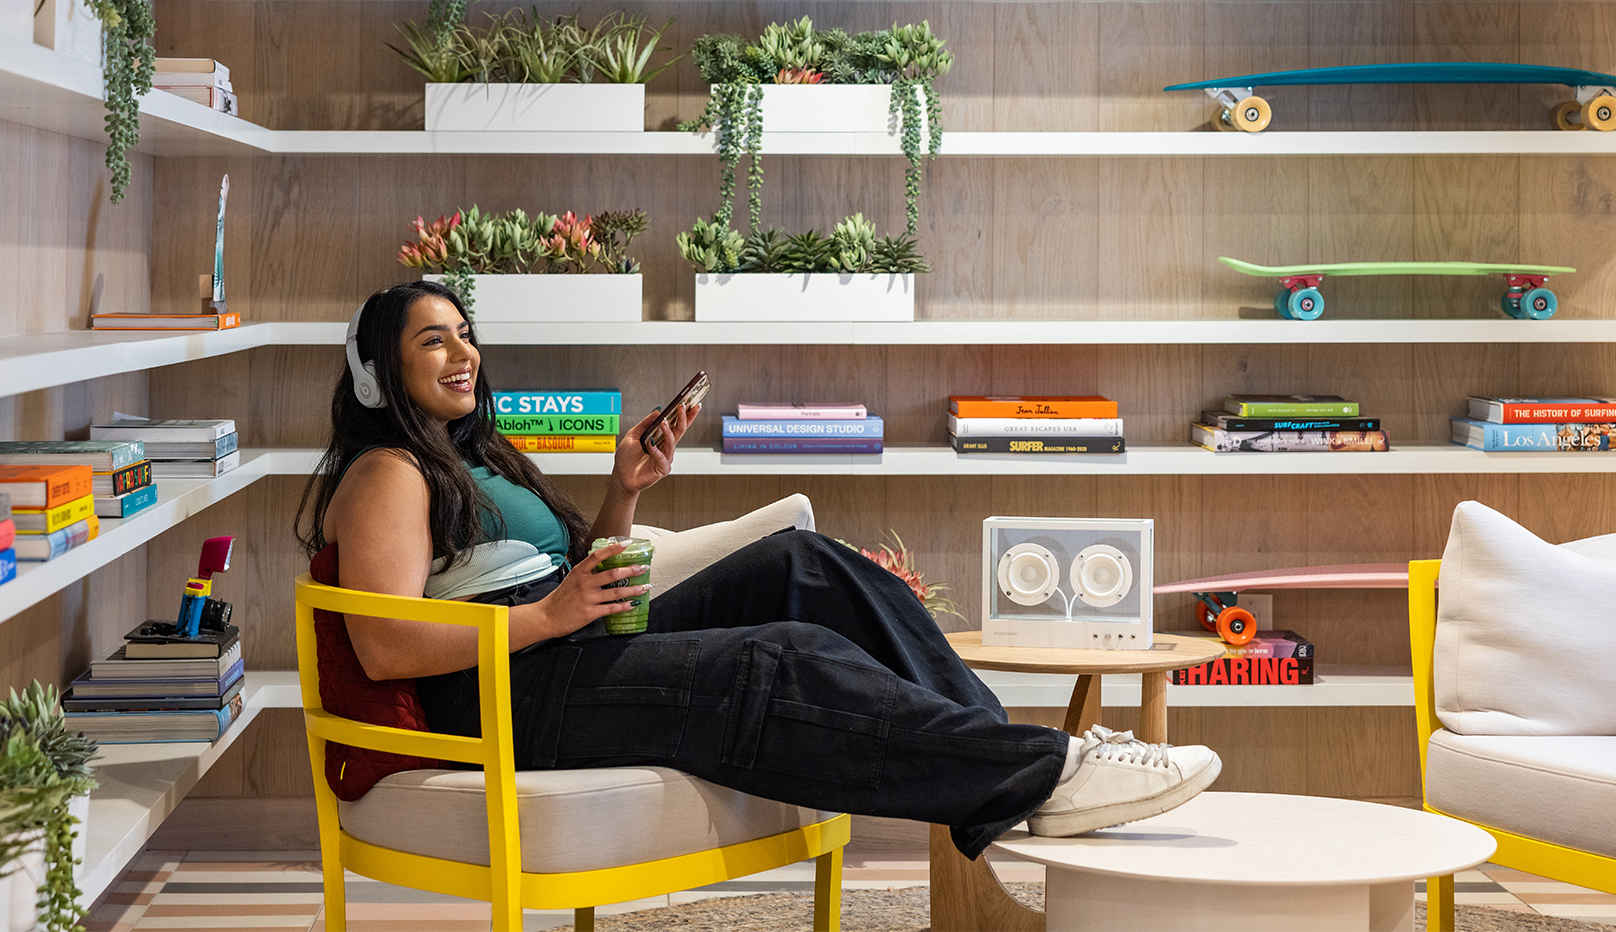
[1408,559,1616,932]
[295,573,850,932]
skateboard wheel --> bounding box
[1501,293,1524,319]
[1554,100,1586,132]
[1216,607,1257,646]
[1231,95,1271,133]
[1582,95,1616,132]
[1195,601,1219,633]
[1520,287,1557,320]
[1274,289,1294,319]
[1213,109,1238,132]
[1285,287,1324,321]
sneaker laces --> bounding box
[1079,725,1172,768]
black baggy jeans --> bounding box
[416,528,1069,859]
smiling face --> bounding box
[398,294,480,426]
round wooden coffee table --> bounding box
[992,792,1497,931]
[931,631,1228,932]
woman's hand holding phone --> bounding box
[611,394,701,495]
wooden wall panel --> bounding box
[1307,2,1416,132]
[1411,3,1521,131]
[1411,157,1519,320]
[991,4,1098,134]
[1097,159,1203,317]
[1309,157,1416,319]
[1098,3,1205,133]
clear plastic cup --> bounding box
[590,536,654,634]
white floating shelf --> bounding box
[10,317,1616,397]
[80,672,299,906]
[975,666,1414,709]
[9,35,1616,159]
[0,451,279,625]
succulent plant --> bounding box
[682,215,928,275]
[677,216,746,274]
[392,9,677,85]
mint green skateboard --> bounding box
[1219,257,1576,320]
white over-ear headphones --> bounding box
[345,304,386,409]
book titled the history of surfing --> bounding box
[1467,396,1616,424]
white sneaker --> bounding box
[1028,725,1221,837]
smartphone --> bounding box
[640,370,710,453]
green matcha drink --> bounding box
[590,536,655,634]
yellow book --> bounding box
[505,434,617,453]
[13,493,95,534]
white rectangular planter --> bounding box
[424,84,645,132]
[758,84,928,143]
[0,0,32,42]
[694,273,915,322]
[425,273,641,322]
[33,0,100,66]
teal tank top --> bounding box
[469,465,571,566]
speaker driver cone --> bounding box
[1073,544,1133,607]
[997,543,1061,606]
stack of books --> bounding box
[153,58,237,115]
[92,416,239,479]
[948,396,1124,454]
[65,624,247,743]
[0,461,102,562]
[1452,396,1616,451]
[722,402,881,454]
[493,391,620,452]
[0,492,15,585]
[1192,395,1388,453]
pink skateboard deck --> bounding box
[1154,563,1410,594]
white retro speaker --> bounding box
[982,516,1154,649]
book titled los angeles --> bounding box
[1451,417,1616,451]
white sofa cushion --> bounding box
[1436,501,1616,735]
[338,766,838,873]
[633,493,815,598]
[1425,730,1616,858]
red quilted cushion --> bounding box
[310,544,440,800]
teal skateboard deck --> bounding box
[1164,61,1616,132]
[1220,257,1576,320]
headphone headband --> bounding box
[346,304,386,409]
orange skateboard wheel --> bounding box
[1216,607,1257,646]
[1231,95,1271,133]
[1582,95,1616,132]
[1554,100,1585,131]
[1195,600,1219,632]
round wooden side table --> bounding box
[930,631,1228,932]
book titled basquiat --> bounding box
[1450,417,1616,451]
[1166,630,1315,685]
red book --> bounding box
[0,518,13,551]
[1468,396,1616,424]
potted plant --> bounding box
[0,684,98,932]
[393,9,678,132]
[678,17,952,235]
[679,213,927,322]
[399,206,647,322]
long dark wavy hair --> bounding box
[296,281,592,569]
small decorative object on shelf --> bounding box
[680,214,926,321]
[679,17,952,236]
[837,531,960,621]
[393,8,678,131]
[0,682,99,932]
[400,207,646,321]
[80,0,154,204]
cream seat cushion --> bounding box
[338,766,837,873]
[1436,501,1616,735]
[1425,730,1616,859]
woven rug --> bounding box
[549,883,1613,931]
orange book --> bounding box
[90,312,241,331]
[0,464,95,509]
[948,396,1119,419]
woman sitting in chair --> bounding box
[295,281,1221,860]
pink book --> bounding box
[736,402,867,420]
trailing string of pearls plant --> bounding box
[86,0,155,203]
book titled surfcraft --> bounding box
[506,434,617,453]
[1468,396,1616,424]
[1200,411,1380,432]
[64,692,246,743]
[495,414,619,436]
[1451,417,1616,451]
[948,396,1118,419]
[951,436,1125,454]
[722,437,883,454]
[1192,424,1388,453]
[722,416,884,438]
